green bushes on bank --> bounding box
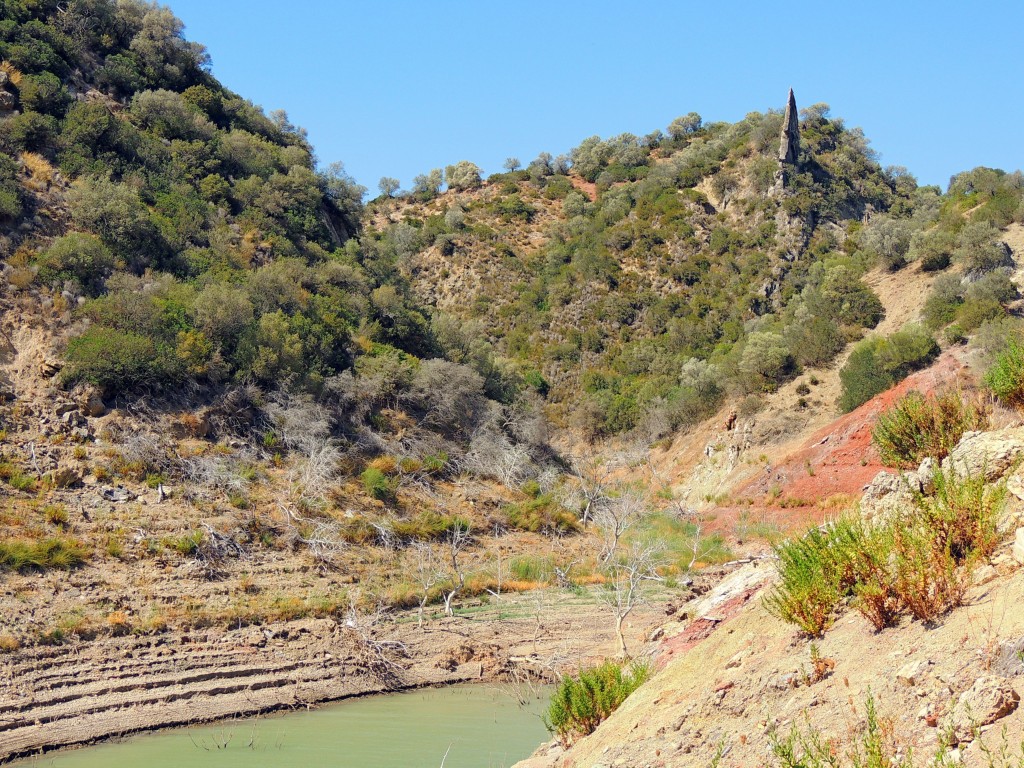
[545,660,651,745]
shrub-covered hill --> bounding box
[0,0,564,490]
[2,0,1022,455]
[371,113,1024,441]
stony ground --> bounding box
[516,531,1024,768]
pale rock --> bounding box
[951,676,1020,741]
[897,659,931,687]
[39,360,62,378]
[973,563,999,585]
[50,466,82,489]
[82,390,107,418]
[1014,528,1024,565]
[917,456,937,494]
[1007,474,1024,502]
[942,429,1024,482]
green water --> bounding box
[14,685,550,768]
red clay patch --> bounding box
[656,588,758,666]
[735,352,967,505]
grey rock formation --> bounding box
[777,88,800,165]
[770,89,800,197]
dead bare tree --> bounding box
[441,526,472,617]
[341,595,408,688]
[601,539,665,658]
[279,503,346,569]
[593,486,647,564]
[565,453,613,526]
[409,541,443,628]
[668,498,719,570]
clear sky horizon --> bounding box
[166,1,1022,195]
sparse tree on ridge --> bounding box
[667,112,702,139]
[503,157,521,172]
[444,160,482,191]
[378,176,400,198]
[412,168,444,199]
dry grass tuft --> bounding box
[0,60,23,87]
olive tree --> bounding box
[412,168,443,199]
[667,112,702,140]
[444,160,482,191]
[378,176,400,198]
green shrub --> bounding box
[391,512,470,542]
[871,390,989,468]
[984,339,1024,410]
[360,467,397,501]
[0,537,88,572]
[37,232,115,295]
[503,494,580,534]
[63,328,182,394]
[763,518,872,636]
[839,327,938,412]
[544,660,650,745]
[508,554,555,582]
[168,530,203,556]
[768,468,1004,635]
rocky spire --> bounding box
[777,88,800,165]
[770,88,800,196]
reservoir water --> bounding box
[13,684,550,768]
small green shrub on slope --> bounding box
[767,468,1005,636]
[871,390,989,468]
[985,340,1024,411]
[0,537,88,572]
[545,660,650,746]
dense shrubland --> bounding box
[367,103,1022,437]
[0,0,561,506]
[1,0,1022,453]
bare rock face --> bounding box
[777,88,800,165]
[768,88,802,199]
[860,458,933,524]
[1012,527,1024,565]
[941,428,1024,482]
[80,388,107,418]
[950,676,1019,742]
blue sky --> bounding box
[167,1,1023,194]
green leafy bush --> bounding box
[545,660,650,745]
[871,390,989,468]
[763,518,872,636]
[63,328,182,394]
[36,232,115,294]
[839,327,939,412]
[984,340,1024,410]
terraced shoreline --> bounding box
[0,599,664,763]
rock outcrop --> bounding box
[771,88,800,195]
[942,428,1024,482]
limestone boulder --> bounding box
[942,428,1024,482]
[950,676,1019,742]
